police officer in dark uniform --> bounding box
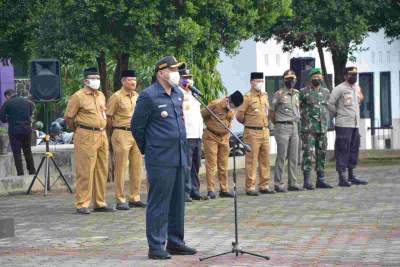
[0,89,36,175]
[131,56,197,260]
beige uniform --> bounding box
[107,88,143,204]
[238,89,271,192]
[64,88,108,209]
[202,99,234,193]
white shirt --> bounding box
[179,87,204,139]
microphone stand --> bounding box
[190,90,270,262]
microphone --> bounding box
[182,80,203,97]
[188,85,203,97]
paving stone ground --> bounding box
[0,163,400,266]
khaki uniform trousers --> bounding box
[203,129,230,193]
[243,128,271,192]
[74,128,109,209]
[111,129,143,204]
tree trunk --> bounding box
[331,46,348,86]
[96,50,109,99]
[113,52,130,91]
[315,36,331,90]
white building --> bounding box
[217,29,400,150]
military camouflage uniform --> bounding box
[299,86,330,173]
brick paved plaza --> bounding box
[0,163,399,266]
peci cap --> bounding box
[229,90,244,108]
[84,67,99,77]
[178,64,192,77]
[250,72,264,80]
[121,69,136,78]
[155,56,183,72]
[308,68,322,77]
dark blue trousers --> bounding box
[146,164,185,252]
[9,132,35,176]
[334,127,360,172]
[185,138,201,196]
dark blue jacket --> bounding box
[0,95,34,135]
[131,81,188,167]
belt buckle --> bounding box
[99,127,104,131]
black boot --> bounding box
[348,168,368,185]
[303,171,314,190]
[338,170,351,187]
[316,171,333,189]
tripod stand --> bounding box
[191,92,270,261]
[26,103,73,196]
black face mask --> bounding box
[347,75,357,84]
[311,79,321,87]
[285,80,295,89]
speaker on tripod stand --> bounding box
[27,59,72,195]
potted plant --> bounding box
[0,127,9,155]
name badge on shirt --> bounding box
[158,104,167,108]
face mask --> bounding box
[87,79,100,90]
[311,79,321,87]
[285,80,295,89]
[167,71,180,87]
[255,83,264,91]
[347,75,357,84]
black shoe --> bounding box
[116,203,130,210]
[166,244,197,255]
[190,192,202,200]
[288,184,303,191]
[246,190,259,196]
[185,196,193,202]
[219,191,234,198]
[207,191,216,199]
[129,201,147,208]
[93,206,115,212]
[348,177,368,185]
[275,185,287,193]
[76,207,91,215]
[338,171,352,187]
[148,250,171,260]
[259,188,275,194]
[316,178,333,189]
[303,172,314,190]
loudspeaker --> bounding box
[30,59,61,102]
[290,57,315,89]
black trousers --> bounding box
[185,138,202,196]
[9,132,36,176]
[334,127,360,172]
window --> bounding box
[371,51,375,64]
[265,76,283,104]
[387,51,391,64]
[275,54,280,66]
[380,72,392,127]
[379,51,383,64]
[359,73,374,119]
[264,54,269,66]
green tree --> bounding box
[257,0,378,86]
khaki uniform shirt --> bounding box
[328,81,361,128]
[201,98,234,135]
[106,87,138,127]
[271,88,300,122]
[238,89,269,128]
[64,88,107,129]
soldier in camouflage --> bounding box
[299,68,333,190]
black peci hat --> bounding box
[229,90,244,108]
[121,69,136,78]
[178,64,192,77]
[344,66,357,75]
[250,72,264,80]
[84,67,99,77]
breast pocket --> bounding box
[343,92,353,106]
[81,99,97,114]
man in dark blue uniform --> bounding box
[0,89,36,176]
[131,56,197,260]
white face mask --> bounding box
[255,83,264,91]
[87,79,100,90]
[167,71,180,87]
